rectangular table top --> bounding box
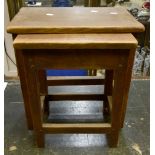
[7,7,144,34]
[13,33,137,49]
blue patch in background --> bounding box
[52,0,72,7]
[46,69,88,76]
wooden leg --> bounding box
[104,70,113,115]
[38,70,49,122]
[107,131,119,147]
[120,48,136,128]
[36,131,45,148]
[14,49,33,130]
[24,53,45,147]
[92,69,97,76]
[44,96,50,116]
[107,66,126,147]
[105,70,113,96]
[38,70,48,95]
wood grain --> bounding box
[24,54,45,147]
[47,76,105,86]
[120,47,137,128]
[13,31,138,147]
[42,123,111,133]
[14,49,34,130]
[21,49,129,70]
[13,33,138,49]
[7,7,144,34]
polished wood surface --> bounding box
[13,33,137,49]
[42,123,111,133]
[13,33,137,147]
[14,49,33,130]
[7,7,144,34]
[8,6,141,147]
[47,76,105,86]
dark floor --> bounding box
[4,80,150,155]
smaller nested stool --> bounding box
[13,33,137,147]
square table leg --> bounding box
[105,47,136,129]
[107,66,127,147]
[15,49,33,130]
[120,48,136,128]
[20,52,45,147]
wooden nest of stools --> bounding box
[7,7,144,147]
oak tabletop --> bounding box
[7,7,145,34]
[13,33,137,49]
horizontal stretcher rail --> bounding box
[45,94,105,101]
[47,76,105,86]
[42,123,111,133]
